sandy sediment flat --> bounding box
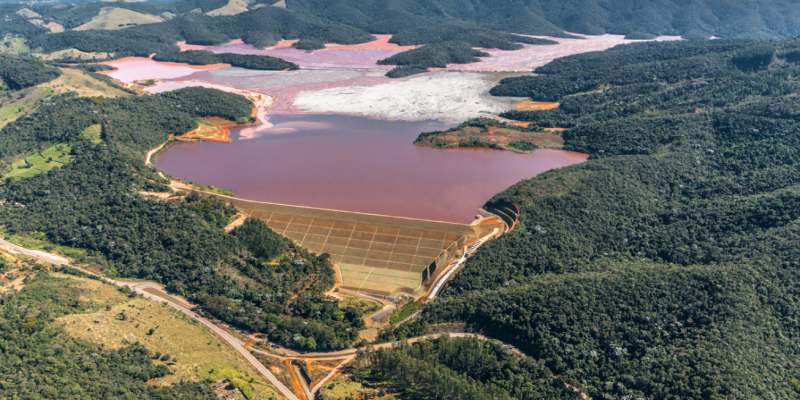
[292,72,523,122]
[444,33,682,72]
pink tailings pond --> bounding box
[156,114,587,224]
[101,47,593,223]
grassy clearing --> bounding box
[205,0,251,16]
[44,68,128,98]
[29,19,65,33]
[82,124,103,144]
[75,7,164,31]
[0,231,86,262]
[415,122,564,153]
[319,377,372,400]
[192,182,237,196]
[0,269,34,294]
[0,38,30,55]
[339,296,381,315]
[55,274,280,398]
[203,366,281,399]
[35,48,114,61]
[16,8,41,18]
[0,86,49,129]
[3,143,73,180]
[389,301,423,324]
[0,68,126,130]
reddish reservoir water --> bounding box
[156,114,587,223]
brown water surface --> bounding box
[156,114,587,223]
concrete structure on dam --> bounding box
[193,191,506,298]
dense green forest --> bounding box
[385,36,800,399]
[0,270,216,399]
[9,0,800,40]
[351,336,578,400]
[0,85,363,351]
[387,22,557,49]
[153,50,299,70]
[0,54,61,90]
[285,0,800,39]
[377,43,489,77]
[291,38,327,51]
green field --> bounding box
[3,144,73,180]
[389,301,424,324]
[0,38,30,55]
[81,124,103,144]
[76,7,164,30]
[192,182,236,196]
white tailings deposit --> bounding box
[292,72,523,122]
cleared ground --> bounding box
[36,49,114,61]
[205,0,252,16]
[0,269,33,294]
[292,72,521,122]
[515,100,560,111]
[15,7,41,18]
[82,124,103,144]
[29,19,64,33]
[0,38,29,55]
[319,377,372,400]
[0,68,127,129]
[179,117,235,143]
[75,7,164,31]
[55,273,280,398]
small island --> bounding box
[414,118,564,153]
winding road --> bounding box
[0,237,302,400]
[1,236,526,400]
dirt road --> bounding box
[0,237,300,400]
[2,237,527,398]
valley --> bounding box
[2,1,800,399]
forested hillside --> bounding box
[286,0,800,39]
[383,37,800,399]
[153,50,300,70]
[351,336,577,400]
[4,6,374,61]
[0,54,61,90]
[0,269,216,398]
[0,86,365,351]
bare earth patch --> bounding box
[515,100,560,111]
[28,19,65,33]
[0,269,33,294]
[224,212,248,232]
